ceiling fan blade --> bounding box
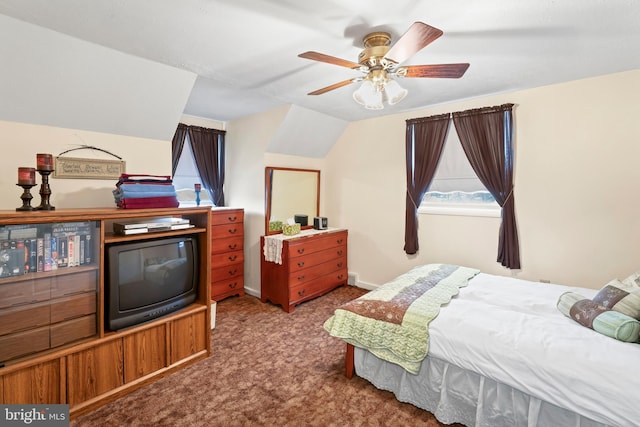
[307,79,355,95]
[403,63,470,78]
[298,51,362,69]
[385,22,443,64]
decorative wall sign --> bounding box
[53,156,126,179]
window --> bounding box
[172,134,213,207]
[419,123,500,217]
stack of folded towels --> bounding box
[113,174,179,209]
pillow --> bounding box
[592,279,640,320]
[593,311,640,343]
[622,271,640,289]
[557,291,640,343]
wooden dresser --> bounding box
[210,208,245,301]
[260,228,348,312]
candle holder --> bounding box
[16,183,37,211]
[194,184,202,206]
[36,169,55,210]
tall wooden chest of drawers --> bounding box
[260,229,348,312]
[210,208,245,301]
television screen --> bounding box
[106,235,198,330]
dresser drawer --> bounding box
[211,223,244,240]
[0,326,50,362]
[261,229,348,312]
[286,231,347,259]
[211,276,244,298]
[211,250,244,267]
[289,268,348,304]
[288,246,347,273]
[0,301,50,336]
[211,236,244,254]
[288,257,347,286]
[50,270,97,298]
[50,314,97,348]
[210,208,245,302]
[211,262,243,282]
[211,209,244,226]
[0,278,50,309]
[50,292,96,324]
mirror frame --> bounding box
[264,166,320,235]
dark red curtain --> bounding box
[404,113,451,254]
[452,104,520,269]
[171,123,188,176]
[187,126,226,207]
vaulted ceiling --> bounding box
[1,0,639,140]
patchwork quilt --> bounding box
[324,264,479,374]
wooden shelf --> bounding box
[104,227,206,244]
[0,207,212,418]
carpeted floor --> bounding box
[71,286,457,426]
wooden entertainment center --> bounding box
[0,207,211,418]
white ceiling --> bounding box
[1,0,639,124]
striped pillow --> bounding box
[622,271,640,288]
[557,291,640,343]
[592,279,640,320]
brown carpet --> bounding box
[72,286,459,426]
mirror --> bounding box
[265,167,320,235]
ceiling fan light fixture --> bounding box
[300,23,469,109]
[384,79,408,105]
[353,80,383,110]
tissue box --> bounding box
[282,223,301,236]
[269,221,283,232]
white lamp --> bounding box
[353,80,383,110]
[384,79,408,105]
[353,76,407,110]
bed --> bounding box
[324,264,640,427]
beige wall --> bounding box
[2,70,637,297]
[0,120,172,210]
[324,70,640,290]
[224,105,329,297]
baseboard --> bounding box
[210,301,217,329]
[353,280,378,291]
[244,287,260,298]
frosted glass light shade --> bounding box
[384,79,408,105]
[353,80,383,110]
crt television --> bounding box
[105,235,199,330]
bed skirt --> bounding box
[354,348,610,427]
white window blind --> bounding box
[421,122,498,215]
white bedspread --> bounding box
[426,273,640,427]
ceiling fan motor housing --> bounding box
[358,32,394,68]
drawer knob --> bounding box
[228,243,237,250]
[297,248,305,254]
[297,275,305,281]
[297,261,305,268]
[228,269,238,276]
[228,255,238,261]
[337,274,344,280]
[337,250,343,256]
[228,216,237,222]
[337,239,343,244]
[228,282,238,289]
[337,262,343,268]
[228,228,238,234]
[298,289,306,297]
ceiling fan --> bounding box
[298,22,469,110]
